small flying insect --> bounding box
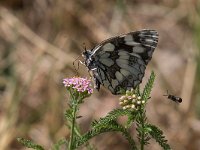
[163,90,182,103]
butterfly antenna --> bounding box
[73,55,80,76]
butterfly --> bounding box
[82,29,158,95]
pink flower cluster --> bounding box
[63,77,93,94]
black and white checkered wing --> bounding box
[84,29,158,95]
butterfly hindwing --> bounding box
[83,29,158,94]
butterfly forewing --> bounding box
[83,29,158,95]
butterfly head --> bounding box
[82,50,91,60]
[82,50,93,67]
[82,43,90,58]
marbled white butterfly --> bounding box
[82,29,158,95]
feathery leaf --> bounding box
[92,109,136,128]
[147,124,171,150]
[76,121,137,150]
[142,71,155,102]
[17,138,44,150]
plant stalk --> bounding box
[140,110,145,150]
[68,96,78,150]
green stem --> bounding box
[68,90,79,150]
[140,110,145,150]
[69,103,78,150]
[141,122,144,150]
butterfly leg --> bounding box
[79,60,85,65]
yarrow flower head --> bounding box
[63,77,93,95]
[119,89,145,111]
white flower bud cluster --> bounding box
[119,90,145,110]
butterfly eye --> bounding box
[82,52,89,59]
[82,51,86,56]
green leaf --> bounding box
[135,108,150,147]
[52,138,68,150]
[75,121,137,150]
[65,109,73,121]
[135,86,141,96]
[17,138,44,150]
[147,124,171,150]
[142,71,155,102]
[92,109,136,128]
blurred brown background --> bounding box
[0,0,200,149]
